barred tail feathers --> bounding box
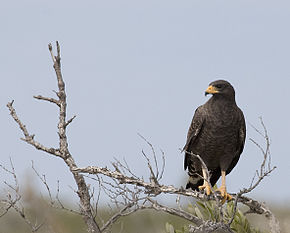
[186,175,203,190]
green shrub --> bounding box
[166,201,262,233]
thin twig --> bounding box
[34,95,60,106]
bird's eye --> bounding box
[215,84,223,89]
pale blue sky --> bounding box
[1,0,290,205]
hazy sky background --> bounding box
[1,0,290,205]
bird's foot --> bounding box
[217,185,232,203]
[198,182,212,196]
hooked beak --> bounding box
[205,85,219,96]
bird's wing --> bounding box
[226,109,246,174]
[183,106,205,170]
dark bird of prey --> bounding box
[183,80,246,200]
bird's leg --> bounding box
[217,170,232,201]
[198,168,211,195]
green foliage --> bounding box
[166,222,188,233]
[166,201,262,233]
[224,201,261,233]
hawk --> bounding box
[183,80,246,200]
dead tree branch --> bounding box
[31,162,81,216]
[73,164,276,220]
[146,198,204,226]
[33,95,60,106]
[189,221,233,233]
[7,101,61,157]
[7,42,101,233]
[0,160,45,232]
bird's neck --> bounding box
[209,95,236,107]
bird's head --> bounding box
[205,80,235,100]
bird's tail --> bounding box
[186,174,203,190]
[186,169,221,190]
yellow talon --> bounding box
[217,185,232,204]
[216,170,232,204]
[198,168,212,196]
[198,183,212,195]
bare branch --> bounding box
[7,42,101,233]
[0,160,44,232]
[65,115,77,127]
[6,101,62,158]
[73,164,260,214]
[147,198,203,225]
[141,150,159,185]
[31,161,54,204]
[159,149,166,181]
[33,95,60,106]
[113,158,138,179]
[100,203,135,232]
[138,134,160,179]
[11,201,45,232]
[189,221,233,233]
[46,41,101,233]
